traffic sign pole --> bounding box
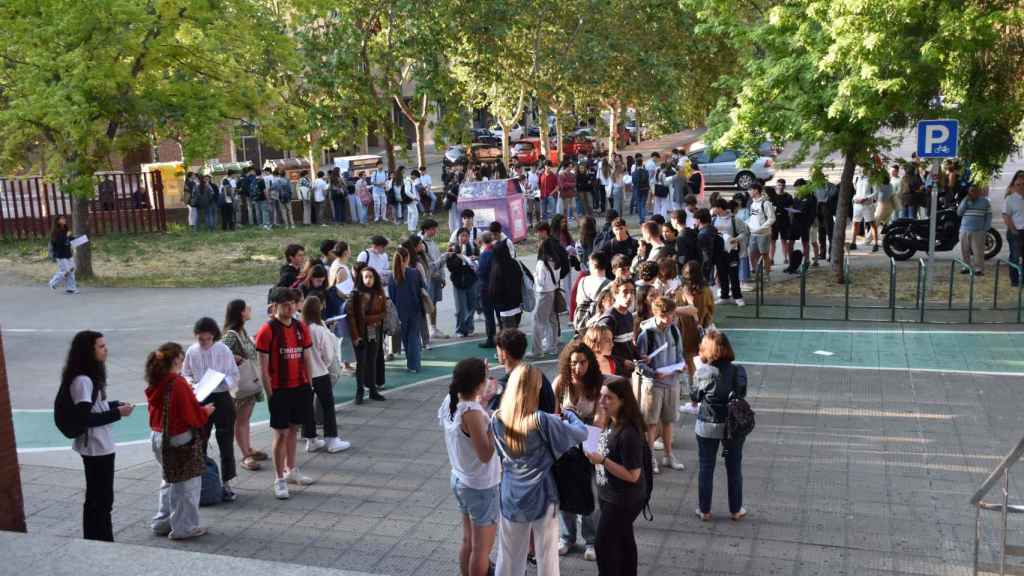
[926,159,939,301]
[916,120,958,305]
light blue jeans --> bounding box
[556,196,577,220]
[49,258,77,292]
[150,431,202,538]
[610,185,624,215]
[256,201,273,227]
[542,196,556,220]
[454,284,478,336]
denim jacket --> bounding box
[491,410,588,522]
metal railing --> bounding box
[751,255,1024,324]
[970,435,1024,576]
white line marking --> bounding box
[725,328,1023,335]
[740,360,1023,377]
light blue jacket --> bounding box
[958,196,992,233]
[491,410,588,522]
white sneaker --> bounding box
[653,438,664,451]
[735,298,746,307]
[715,297,732,305]
[583,546,596,561]
[274,479,290,499]
[430,327,448,339]
[558,541,572,556]
[284,468,314,486]
[651,456,661,475]
[305,437,326,453]
[661,455,685,471]
[325,437,351,453]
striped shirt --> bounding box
[958,196,992,233]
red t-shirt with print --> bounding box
[255,318,312,390]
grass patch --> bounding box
[0,213,544,288]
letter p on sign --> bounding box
[916,119,959,158]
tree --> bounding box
[0,0,290,276]
[700,0,1024,282]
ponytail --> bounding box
[145,342,183,386]
[448,358,487,421]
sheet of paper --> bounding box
[324,314,346,323]
[646,342,668,359]
[70,235,89,248]
[192,369,225,402]
[679,402,699,415]
[582,425,603,454]
[656,362,687,375]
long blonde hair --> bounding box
[497,365,541,457]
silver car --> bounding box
[687,147,775,190]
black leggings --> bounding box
[355,334,385,397]
[82,453,115,541]
[596,498,643,576]
[202,391,237,483]
[304,374,337,439]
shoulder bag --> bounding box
[226,330,263,399]
[543,413,595,515]
[160,381,205,483]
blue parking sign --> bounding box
[917,120,959,158]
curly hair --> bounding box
[555,339,603,408]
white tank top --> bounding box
[330,261,355,296]
[438,397,500,489]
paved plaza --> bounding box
[11,326,1024,575]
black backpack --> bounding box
[633,168,650,192]
[640,437,655,521]
[54,379,95,439]
[727,393,756,439]
[573,277,611,335]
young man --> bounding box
[277,244,305,289]
[417,219,448,339]
[256,287,317,499]
[630,220,668,274]
[597,279,637,368]
[631,155,651,222]
[489,328,556,413]
[607,218,639,265]
[746,181,776,279]
[539,162,559,221]
[557,162,578,221]
[695,208,721,287]
[850,166,879,251]
[476,232,498,348]
[311,171,328,226]
[636,296,686,474]
[418,165,435,214]
[449,208,480,245]
[489,221,516,257]
[712,200,748,306]
[357,236,391,287]
[370,160,388,222]
[526,166,541,227]
[672,209,700,268]
[274,170,295,229]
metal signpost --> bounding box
[916,119,960,297]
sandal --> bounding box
[250,450,269,461]
[696,508,712,522]
[240,456,260,471]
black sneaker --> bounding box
[354,395,364,405]
[848,243,857,250]
[478,341,496,349]
[872,244,880,252]
[369,392,386,401]
[222,486,237,502]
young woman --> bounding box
[146,342,214,541]
[300,264,329,305]
[62,330,134,541]
[679,260,716,330]
[583,325,624,377]
[689,331,747,521]
[327,241,357,372]
[438,358,500,576]
[552,340,604,561]
[300,296,351,454]
[585,376,648,576]
[532,237,562,358]
[349,265,387,403]
[389,166,406,223]
[489,240,525,330]
[610,161,625,216]
[181,317,239,502]
[447,228,480,337]
[578,216,598,268]
[389,246,427,373]
[491,365,588,576]
[404,236,433,350]
[222,300,268,472]
[48,215,78,294]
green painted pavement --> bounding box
[13,329,1024,450]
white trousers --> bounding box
[405,203,419,233]
[372,191,387,221]
[49,258,76,291]
[653,196,671,218]
[496,503,560,576]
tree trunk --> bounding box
[831,151,858,283]
[0,330,27,533]
[413,121,426,170]
[499,118,511,167]
[72,196,93,278]
[539,101,551,163]
[607,105,618,163]
[383,134,396,172]
[553,110,564,165]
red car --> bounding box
[513,138,559,166]
[560,134,595,158]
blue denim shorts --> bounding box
[451,474,499,526]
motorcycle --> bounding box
[881,207,1002,261]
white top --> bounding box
[438,397,501,490]
[1005,193,1024,230]
[329,260,355,295]
[747,196,775,236]
[576,274,609,306]
[307,323,338,378]
[313,177,329,203]
[853,175,877,204]
[419,173,433,191]
[357,249,391,285]
[371,169,388,193]
[536,260,560,293]
[182,341,239,394]
[70,375,115,457]
[527,171,540,198]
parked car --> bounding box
[444,145,469,168]
[471,128,500,146]
[687,147,775,190]
[561,133,596,158]
[469,143,502,164]
[513,138,559,166]
[489,123,524,143]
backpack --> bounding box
[654,183,669,198]
[253,178,268,202]
[277,179,292,203]
[399,183,414,204]
[640,437,655,521]
[198,456,223,507]
[633,168,650,192]
[383,298,400,336]
[520,261,537,313]
[573,277,611,335]
[54,379,96,440]
[726,394,756,440]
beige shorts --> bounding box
[641,381,679,425]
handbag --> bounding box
[227,330,263,399]
[160,381,205,484]
[544,262,567,314]
[654,183,670,198]
[420,287,436,317]
[383,298,400,336]
[544,417,595,515]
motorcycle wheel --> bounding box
[883,233,916,261]
[984,228,1003,260]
